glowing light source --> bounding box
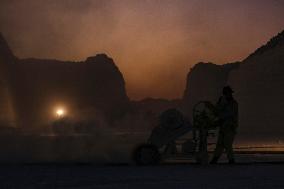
[56,108,65,117]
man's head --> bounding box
[222,86,234,97]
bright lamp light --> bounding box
[56,108,65,117]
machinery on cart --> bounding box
[133,101,220,165]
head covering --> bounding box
[223,86,234,94]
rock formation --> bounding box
[0,34,130,131]
[183,30,284,137]
[182,62,239,118]
[0,33,16,128]
[2,29,284,136]
[228,30,284,136]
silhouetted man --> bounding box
[210,86,238,164]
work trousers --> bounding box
[213,128,236,160]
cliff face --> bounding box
[0,33,16,127]
[11,54,130,130]
[182,62,239,118]
[0,34,129,130]
[228,31,284,135]
[0,33,15,63]
[183,30,284,136]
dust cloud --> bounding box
[1,0,284,99]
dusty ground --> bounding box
[1,163,284,189]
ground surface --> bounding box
[1,163,284,189]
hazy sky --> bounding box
[0,0,283,100]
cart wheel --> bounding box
[133,144,160,165]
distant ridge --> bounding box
[245,30,284,60]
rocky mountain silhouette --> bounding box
[229,30,284,136]
[0,33,130,131]
[0,33,15,63]
[245,30,284,61]
[183,30,284,137]
[0,33,16,128]
[1,29,284,135]
[182,62,240,117]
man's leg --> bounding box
[210,131,224,164]
[224,131,236,163]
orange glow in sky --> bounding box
[1,0,284,99]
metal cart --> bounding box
[133,101,219,165]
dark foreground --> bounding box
[1,163,284,189]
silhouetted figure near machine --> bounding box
[210,86,238,164]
